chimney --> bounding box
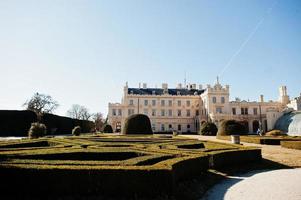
[143,83,147,89]
[177,83,182,89]
[260,95,264,103]
[191,84,196,89]
[162,83,168,89]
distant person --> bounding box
[257,128,263,136]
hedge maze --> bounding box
[0,135,261,198]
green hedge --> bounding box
[208,148,262,169]
[217,120,248,136]
[122,114,153,134]
[199,122,218,136]
[0,110,37,136]
[281,141,301,150]
[0,136,261,198]
[0,111,94,136]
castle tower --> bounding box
[279,86,290,105]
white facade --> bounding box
[108,80,296,134]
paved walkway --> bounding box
[201,168,301,200]
[179,136,301,200]
[181,135,301,168]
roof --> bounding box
[127,88,205,96]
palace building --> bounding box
[108,79,300,134]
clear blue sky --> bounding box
[0,0,300,116]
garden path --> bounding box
[201,168,301,200]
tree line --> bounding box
[23,92,105,131]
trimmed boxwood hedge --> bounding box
[122,114,153,134]
[217,120,248,136]
[0,136,261,198]
[0,110,37,136]
[199,122,218,136]
[0,110,95,136]
[103,124,113,133]
[281,140,301,150]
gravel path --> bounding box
[201,169,301,200]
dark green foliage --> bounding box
[122,114,153,134]
[0,110,37,136]
[42,113,95,135]
[28,123,47,139]
[209,149,262,169]
[0,136,262,198]
[0,111,94,136]
[103,124,113,133]
[72,126,81,136]
[199,122,218,136]
[42,113,74,135]
[217,120,248,136]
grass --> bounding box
[0,134,262,199]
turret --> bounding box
[278,86,290,105]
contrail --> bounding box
[218,1,278,78]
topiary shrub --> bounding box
[72,126,81,136]
[28,123,47,139]
[122,114,153,134]
[217,120,247,136]
[103,124,113,133]
[199,122,218,136]
[265,130,287,137]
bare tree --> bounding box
[66,104,92,120]
[23,93,59,115]
[93,112,104,131]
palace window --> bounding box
[168,100,172,106]
[128,109,134,116]
[186,100,190,106]
[186,110,191,117]
[212,97,217,103]
[177,100,181,106]
[161,109,165,117]
[129,99,134,105]
[196,110,199,116]
[232,108,236,115]
[177,110,181,117]
[151,109,156,116]
[161,100,165,106]
[187,124,190,129]
[216,107,222,114]
[118,109,122,116]
[169,124,172,129]
[144,109,148,115]
[144,100,148,106]
[253,108,258,115]
[152,100,156,106]
[178,124,182,131]
[221,97,225,104]
[241,108,248,115]
[161,124,165,131]
[112,109,116,116]
[152,124,156,131]
[168,109,172,116]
